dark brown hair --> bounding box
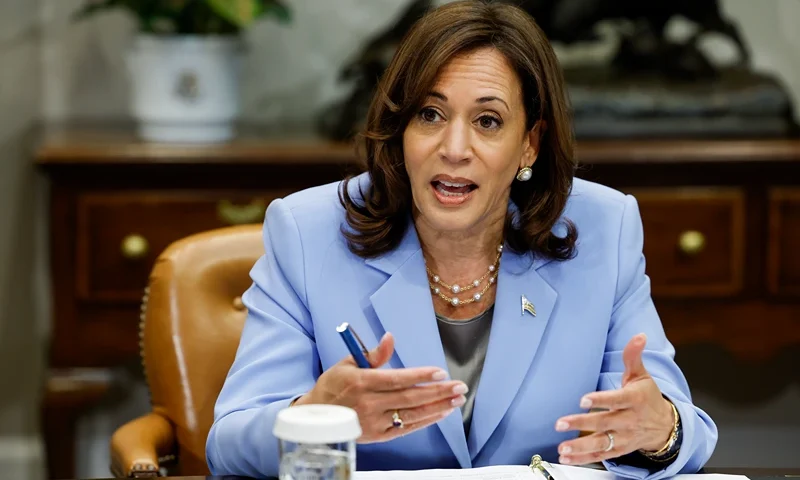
[339,0,577,261]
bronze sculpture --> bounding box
[317,0,795,141]
[546,0,751,79]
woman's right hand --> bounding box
[293,332,467,443]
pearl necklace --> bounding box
[426,245,502,307]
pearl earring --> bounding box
[516,166,532,182]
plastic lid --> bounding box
[273,404,362,444]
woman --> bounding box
[206,1,717,478]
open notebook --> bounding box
[353,461,749,480]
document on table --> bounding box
[355,464,539,480]
[354,463,751,480]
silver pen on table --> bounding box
[530,454,557,480]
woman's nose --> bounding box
[438,121,472,163]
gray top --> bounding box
[435,305,494,437]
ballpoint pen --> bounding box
[336,322,372,368]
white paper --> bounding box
[354,463,750,480]
[549,463,615,480]
[354,463,610,480]
[674,476,749,480]
[550,463,749,480]
[355,465,534,480]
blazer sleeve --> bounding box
[598,195,718,480]
[206,198,319,479]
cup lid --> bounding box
[273,404,362,444]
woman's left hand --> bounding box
[554,333,675,465]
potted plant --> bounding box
[74,0,291,143]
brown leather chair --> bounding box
[109,224,264,478]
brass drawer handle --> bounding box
[678,230,705,255]
[121,234,149,260]
[217,199,266,225]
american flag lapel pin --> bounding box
[521,295,536,317]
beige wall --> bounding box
[0,0,48,479]
[723,0,800,120]
[40,0,800,125]
[0,0,796,478]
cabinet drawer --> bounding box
[76,191,292,302]
[627,188,745,297]
[768,188,800,296]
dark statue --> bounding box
[318,0,433,141]
[317,0,797,141]
[544,0,751,78]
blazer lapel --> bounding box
[467,249,558,458]
[365,225,472,469]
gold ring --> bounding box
[604,431,615,452]
[391,411,404,428]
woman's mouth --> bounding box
[430,179,478,206]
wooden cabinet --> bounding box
[768,188,800,296]
[76,191,290,302]
[34,126,800,479]
[631,188,745,297]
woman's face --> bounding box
[403,47,540,237]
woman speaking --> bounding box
[206,1,717,478]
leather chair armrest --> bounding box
[110,412,175,478]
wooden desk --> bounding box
[33,126,800,479]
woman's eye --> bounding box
[478,115,501,129]
[419,108,441,123]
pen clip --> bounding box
[348,325,370,357]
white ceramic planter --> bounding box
[126,35,243,143]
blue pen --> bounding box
[336,322,373,368]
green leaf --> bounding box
[74,0,287,32]
[261,1,290,24]
[166,0,191,11]
[206,0,260,28]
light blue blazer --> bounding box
[206,174,717,479]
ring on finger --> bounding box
[391,410,404,429]
[603,431,615,452]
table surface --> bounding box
[67,467,800,480]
